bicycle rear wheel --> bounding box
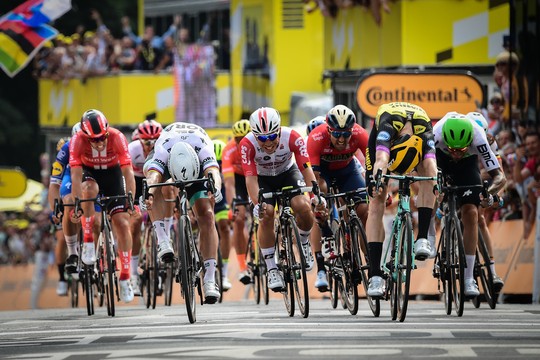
[395,213,413,322]
[277,231,294,316]
[448,215,465,317]
[178,215,197,323]
[259,248,269,305]
[164,225,178,307]
[69,276,79,308]
[350,217,380,317]
[103,229,116,317]
[287,218,309,318]
[438,229,453,315]
[475,230,496,309]
[246,236,261,304]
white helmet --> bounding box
[249,107,281,135]
[168,142,200,182]
[326,105,356,130]
[466,112,488,133]
[71,122,82,136]
[439,111,461,123]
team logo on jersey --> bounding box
[51,161,64,177]
[427,140,435,149]
[377,131,391,142]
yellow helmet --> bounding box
[388,134,423,175]
[232,119,251,137]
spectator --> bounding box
[495,50,528,127]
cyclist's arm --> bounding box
[487,167,506,195]
[145,170,163,197]
[48,183,61,212]
[121,164,136,196]
[71,166,83,200]
[204,166,222,193]
[224,174,236,205]
[246,175,259,206]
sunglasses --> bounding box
[330,129,352,138]
[89,133,108,143]
[257,133,279,142]
[141,139,156,146]
[448,146,468,154]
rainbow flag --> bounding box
[0,0,71,77]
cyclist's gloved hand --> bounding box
[252,203,260,221]
[367,174,377,198]
[480,193,494,208]
[214,189,223,203]
[311,195,326,208]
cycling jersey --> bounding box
[51,140,70,186]
[222,139,244,176]
[146,122,218,175]
[433,118,499,172]
[307,123,368,172]
[69,128,132,169]
[128,140,148,178]
[239,127,311,177]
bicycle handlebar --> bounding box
[74,193,134,216]
[142,176,214,200]
[260,186,313,200]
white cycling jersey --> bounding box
[433,118,500,172]
[239,127,310,177]
[128,140,146,177]
[146,122,219,175]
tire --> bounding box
[164,263,174,306]
[277,228,294,317]
[216,246,224,304]
[475,231,496,309]
[395,213,413,322]
[448,215,465,317]
[149,230,159,309]
[288,218,309,318]
[338,222,358,316]
[351,217,380,317]
[178,215,197,323]
[438,228,453,316]
[103,229,116,317]
[83,264,94,316]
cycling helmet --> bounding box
[249,107,281,135]
[80,109,109,138]
[131,128,140,141]
[137,120,162,139]
[71,122,82,136]
[232,119,251,137]
[213,139,226,161]
[168,142,200,182]
[326,105,356,130]
[466,112,488,133]
[388,134,423,175]
[442,115,474,149]
[306,116,326,135]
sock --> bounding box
[490,260,497,276]
[298,229,311,245]
[152,220,168,244]
[417,207,433,239]
[119,250,131,281]
[465,254,476,280]
[81,216,94,243]
[316,251,325,273]
[131,255,139,277]
[261,247,277,270]
[204,258,217,282]
[58,264,66,281]
[164,216,174,238]
[221,259,229,277]
[237,253,247,271]
[428,216,436,239]
[65,235,79,256]
[368,242,383,277]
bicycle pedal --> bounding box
[317,286,328,293]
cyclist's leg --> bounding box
[129,175,144,295]
[233,174,250,284]
[414,156,438,261]
[80,171,99,265]
[53,225,68,296]
[478,206,503,291]
[147,176,174,262]
[215,207,232,288]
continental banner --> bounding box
[356,72,485,120]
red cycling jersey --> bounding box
[69,127,132,169]
[307,123,369,172]
[222,139,244,176]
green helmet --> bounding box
[213,139,226,161]
[442,116,473,149]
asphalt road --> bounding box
[1,298,539,359]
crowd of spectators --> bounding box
[32,11,220,83]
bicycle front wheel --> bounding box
[350,217,380,317]
[395,212,413,322]
[178,215,197,323]
[336,222,358,315]
[103,229,116,317]
[475,230,496,309]
[83,264,94,316]
[287,217,309,318]
[448,215,465,317]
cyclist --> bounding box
[434,113,506,297]
[306,107,369,292]
[365,102,438,297]
[143,122,223,303]
[223,119,252,286]
[69,109,137,303]
[128,119,164,296]
[239,107,317,292]
[212,139,233,291]
[465,111,505,292]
